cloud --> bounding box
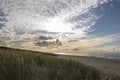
[0,40,6,46]
[38,35,53,40]
[0,0,110,39]
[35,41,50,47]
[80,33,120,47]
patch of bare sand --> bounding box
[58,55,120,77]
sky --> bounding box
[0,0,120,58]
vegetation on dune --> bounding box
[0,47,35,80]
[0,47,120,80]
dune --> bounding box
[0,47,120,80]
[58,55,120,77]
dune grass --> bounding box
[0,47,35,80]
[0,47,119,80]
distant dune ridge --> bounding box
[0,47,120,80]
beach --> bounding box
[58,55,120,77]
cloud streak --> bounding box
[79,33,120,48]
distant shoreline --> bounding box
[54,52,120,60]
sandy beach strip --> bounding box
[58,55,120,77]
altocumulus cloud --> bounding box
[0,0,110,39]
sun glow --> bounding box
[43,17,73,33]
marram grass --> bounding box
[0,47,119,80]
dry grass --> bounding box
[0,47,119,80]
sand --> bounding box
[58,55,120,77]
